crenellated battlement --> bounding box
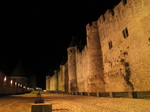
[86,21,98,36]
[97,0,149,41]
[46,0,150,93]
[98,0,130,24]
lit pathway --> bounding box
[0,91,150,112]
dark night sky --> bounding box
[0,0,121,89]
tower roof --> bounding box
[11,58,26,77]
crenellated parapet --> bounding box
[86,21,98,36]
[97,0,150,92]
[46,0,150,93]
[97,0,150,41]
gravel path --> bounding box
[0,92,150,112]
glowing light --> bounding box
[10,80,13,84]
[18,83,20,86]
[15,82,17,85]
[43,90,46,92]
[4,76,7,81]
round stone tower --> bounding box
[86,21,105,92]
[67,37,78,92]
[46,75,50,91]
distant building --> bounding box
[10,59,28,87]
[10,58,36,89]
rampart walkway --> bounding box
[0,91,150,112]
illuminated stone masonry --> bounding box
[46,0,150,94]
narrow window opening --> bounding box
[122,28,129,38]
[108,41,113,49]
[148,37,150,42]
[125,28,129,37]
[122,30,126,38]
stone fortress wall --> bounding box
[97,0,150,92]
[0,71,29,95]
[46,0,150,93]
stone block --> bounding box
[31,104,52,112]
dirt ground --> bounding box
[0,91,150,112]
